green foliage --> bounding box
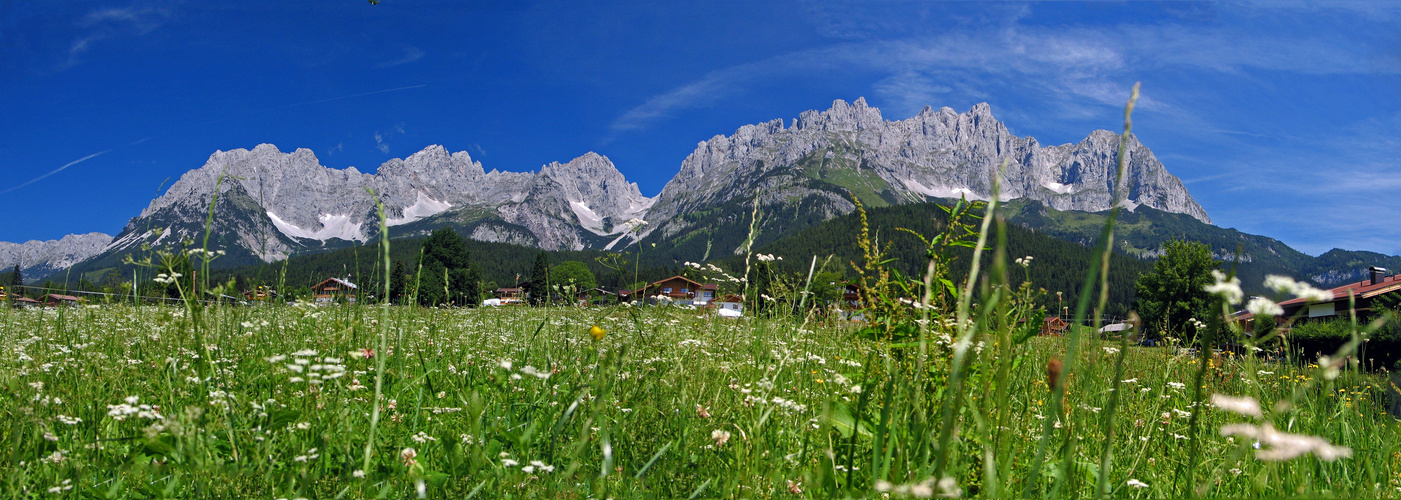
[1133,240,1220,340]
[529,252,550,306]
[551,261,597,291]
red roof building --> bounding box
[1275,267,1401,324]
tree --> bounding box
[389,261,408,304]
[418,260,447,307]
[1133,240,1220,340]
[11,264,22,290]
[529,252,550,306]
[551,261,597,292]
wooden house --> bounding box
[842,282,863,307]
[715,293,745,315]
[493,287,525,305]
[575,287,617,307]
[43,294,86,307]
[1274,267,1401,327]
[312,278,358,303]
[243,286,276,302]
[1041,316,1069,336]
[12,296,39,308]
[621,276,718,306]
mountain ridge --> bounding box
[2,98,1257,283]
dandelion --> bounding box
[589,325,607,341]
[711,429,731,447]
[1211,394,1263,418]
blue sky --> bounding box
[1,1,1399,256]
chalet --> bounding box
[43,294,87,307]
[621,276,718,306]
[1275,267,1401,326]
[1041,316,1069,336]
[715,293,745,316]
[494,287,525,305]
[312,278,358,304]
[243,286,276,302]
[842,282,862,307]
[575,287,617,307]
[12,296,39,308]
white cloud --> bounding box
[376,46,425,69]
[63,5,171,69]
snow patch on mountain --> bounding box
[268,212,366,242]
[388,192,452,226]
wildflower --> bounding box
[787,479,803,494]
[498,359,513,370]
[529,460,554,473]
[696,404,711,418]
[1211,394,1263,418]
[1103,346,1120,354]
[589,325,607,341]
[56,415,81,425]
[353,469,366,478]
[47,479,73,494]
[1015,255,1033,268]
[711,429,731,447]
[1127,478,1149,489]
[1264,275,1333,302]
[1204,270,1244,305]
[520,365,551,379]
[400,447,418,467]
[1167,382,1186,390]
[502,458,519,467]
[1246,297,1283,317]
[1219,422,1352,461]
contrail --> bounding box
[273,84,428,110]
[0,149,112,195]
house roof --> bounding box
[1276,273,1401,308]
[14,296,39,303]
[313,277,358,290]
[717,294,744,303]
[45,294,84,301]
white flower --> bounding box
[1204,270,1244,305]
[501,458,519,467]
[400,447,418,466]
[1264,275,1333,302]
[1103,346,1120,354]
[353,469,366,478]
[1246,297,1283,317]
[1127,478,1149,489]
[1211,394,1263,418]
[498,359,513,370]
[711,429,731,447]
[1219,422,1352,461]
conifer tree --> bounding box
[529,252,550,306]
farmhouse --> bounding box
[312,278,358,303]
[575,287,616,307]
[43,294,87,307]
[494,287,525,305]
[621,276,718,306]
[1276,266,1401,324]
[714,293,745,314]
[243,286,276,301]
[1041,316,1069,336]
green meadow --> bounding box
[2,302,1397,498]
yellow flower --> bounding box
[589,325,607,341]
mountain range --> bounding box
[1,98,1390,288]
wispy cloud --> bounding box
[62,5,171,69]
[608,16,1395,136]
[1,150,111,195]
[374,122,407,154]
[376,45,425,69]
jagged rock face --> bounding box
[645,98,1210,244]
[0,233,113,281]
[32,97,1215,277]
[91,145,650,267]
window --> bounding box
[663,287,672,293]
[681,287,689,293]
